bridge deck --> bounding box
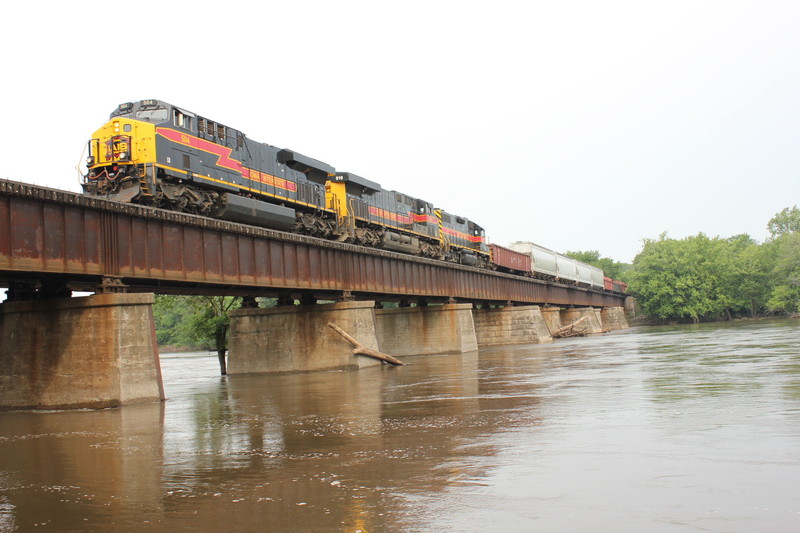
[0,179,624,307]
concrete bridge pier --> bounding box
[559,307,605,334]
[227,301,382,374]
[540,306,562,335]
[472,305,553,347]
[374,303,478,357]
[0,293,165,410]
[601,306,630,330]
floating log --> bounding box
[552,316,588,338]
[327,322,405,366]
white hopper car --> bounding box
[508,241,604,290]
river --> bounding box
[1,319,798,532]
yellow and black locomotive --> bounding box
[83,99,489,266]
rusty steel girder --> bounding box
[0,179,625,307]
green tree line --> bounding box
[567,206,798,322]
[626,206,799,322]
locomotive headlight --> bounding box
[86,156,95,166]
[119,152,128,159]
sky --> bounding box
[1,0,798,263]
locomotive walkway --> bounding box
[0,179,628,411]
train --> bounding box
[81,99,626,293]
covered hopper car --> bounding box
[509,241,605,290]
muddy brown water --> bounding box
[1,319,799,532]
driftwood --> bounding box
[327,322,405,366]
[552,316,588,338]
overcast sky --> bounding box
[2,0,798,263]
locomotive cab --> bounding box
[469,221,489,254]
[83,100,168,201]
[82,99,271,221]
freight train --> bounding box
[81,99,626,293]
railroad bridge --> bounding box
[0,179,628,410]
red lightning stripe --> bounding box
[157,128,243,173]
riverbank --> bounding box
[629,313,799,326]
[157,343,209,353]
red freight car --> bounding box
[604,276,614,291]
[489,243,532,273]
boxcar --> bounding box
[489,243,532,273]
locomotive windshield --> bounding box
[135,108,169,122]
[111,101,170,123]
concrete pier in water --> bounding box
[374,303,478,357]
[0,293,164,410]
[227,301,382,374]
[540,306,563,334]
[472,305,553,346]
[601,306,629,331]
[559,307,605,334]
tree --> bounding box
[767,205,800,239]
[153,295,196,347]
[762,206,800,314]
[729,239,772,318]
[152,295,241,374]
[765,232,800,314]
[705,234,775,319]
[185,296,241,375]
[628,233,730,322]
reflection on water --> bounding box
[1,319,799,532]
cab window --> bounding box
[174,109,193,131]
[135,108,169,122]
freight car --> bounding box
[81,100,489,267]
[508,241,558,280]
[489,243,532,274]
[603,277,627,294]
[508,241,605,290]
